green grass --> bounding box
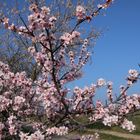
[100,133,128,140]
[74,113,140,140]
[110,115,140,135]
[53,133,128,140]
[76,128,128,140]
[87,114,140,135]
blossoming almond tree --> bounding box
[0,0,140,139]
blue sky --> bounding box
[71,0,140,97]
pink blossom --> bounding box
[9,125,17,135]
[60,33,72,45]
[76,5,86,20]
[97,78,106,87]
[28,130,44,140]
[0,95,11,111]
[29,4,38,12]
[121,119,136,132]
[14,96,25,105]
[81,134,99,140]
[129,69,139,78]
[46,126,68,136]
[19,132,29,140]
[103,115,118,126]
[28,46,36,55]
[41,6,50,15]
[49,16,57,22]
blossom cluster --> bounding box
[127,69,139,85]
[28,4,56,31]
[103,115,118,126]
[76,5,86,20]
[46,126,68,136]
[121,119,136,132]
[97,0,113,9]
[119,94,140,115]
[89,101,108,122]
[0,61,39,138]
[81,133,99,140]
[60,31,80,45]
[8,115,17,135]
[19,130,44,140]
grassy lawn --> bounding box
[73,113,140,139]
[100,133,128,140]
[104,115,140,135]
[53,133,128,140]
[76,129,129,140]
[86,114,140,135]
